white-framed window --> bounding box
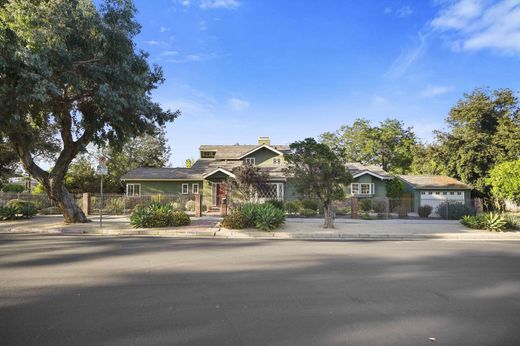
[273,158,281,165]
[421,191,426,195]
[450,191,454,195]
[350,183,374,195]
[126,183,141,197]
[258,183,284,201]
[457,191,462,195]
[435,191,440,195]
[192,183,199,194]
[182,183,189,194]
[245,157,256,166]
[428,191,433,195]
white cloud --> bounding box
[432,0,520,55]
[200,20,207,30]
[163,53,220,63]
[227,98,250,111]
[143,40,160,45]
[384,7,392,14]
[420,85,454,97]
[385,32,428,78]
[160,26,169,33]
[161,50,179,56]
[372,95,388,104]
[200,0,241,10]
[397,5,413,18]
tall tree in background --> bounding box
[0,0,178,222]
[413,88,520,195]
[321,118,417,174]
[284,138,352,229]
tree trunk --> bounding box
[323,204,335,229]
[50,183,88,223]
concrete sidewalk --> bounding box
[1,215,520,241]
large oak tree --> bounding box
[0,0,178,222]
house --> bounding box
[122,137,291,207]
[121,137,472,210]
[399,175,472,212]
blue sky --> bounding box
[129,0,520,166]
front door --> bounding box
[215,183,227,206]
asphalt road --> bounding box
[1,235,519,346]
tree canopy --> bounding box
[284,138,352,228]
[0,0,178,222]
[412,88,520,195]
[487,159,520,204]
[321,118,417,174]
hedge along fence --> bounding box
[0,192,82,215]
[87,193,198,215]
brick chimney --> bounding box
[258,136,270,145]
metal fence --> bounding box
[88,194,197,215]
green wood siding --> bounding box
[128,181,203,196]
[244,147,284,167]
[345,174,388,197]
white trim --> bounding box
[202,168,236,179]
[181,183,189,195]
[245,157,256,166]
[126,183,141,197]
[273,158,282,165]
[237,144,284,159]
[192,183,199,194]
[350,183,375,195]
[352,171,392,180]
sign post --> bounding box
[96,157,108,228]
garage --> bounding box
[419,190,465,210]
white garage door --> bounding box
[420,191,464,210]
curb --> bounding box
[3,226,520,241]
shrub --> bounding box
[284,200,303,214]
[242,203,259,227]
[301,199,318,211]
[105,198,125,214]
[171,211,191,226]
[254,203,285,231]
[482,212,507,232]
[130,203,190,228]
[222,210,247,229]
[6,199,37,218]
[130,205,151,228]
[436,202,475,220]
[460,215,485,229]
[170,202,184,211]
[504,214,520,230]
[38,207,61,215]
[0,206,17,221]
[2,183,24,193]
[185,200,195,212]
[335,206,351,216]
[300,208,317,217]
[418,205,433,218]
[358,199,372,212]
[265,199,284,210]
[371,200,387,213]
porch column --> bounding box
[351,197,359,219]
[194,193,202,217]
[220,194,228,217]
[474,198,483,214]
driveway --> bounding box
[1,235,520,345]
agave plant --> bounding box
[483,212,507,232]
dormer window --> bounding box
[201,151,216,158]
[245,157,256,166]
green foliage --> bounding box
[265,199,284,210]
[284,138,352,228]
[2,184,24,193]
[104,198,125,214]
[228,165,270,202]
[171,211,191,226]
[321,118,417,174]
[504,214,520,230]
[418,205,433,218]
[32,183,46,194]
[436,202,475,220]
[0,206,17,220]
[413,89,520,195]
[0,0,177,222]
[221,211,247,230]
[242,203,259,228]
[254,203,286,231]
[386,178,404,198]
[170,202,185,211]
[130,202,190,228]
[5,199,37,218]
[460,215,485,229]
[301,199,319,211]
[284,200,303,214]
[482,213,507,232]
[358,199,372,212]
[487,159,520,203]
[300,208,317,217]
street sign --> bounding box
[96,164,108,176]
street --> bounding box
[1,234,519,345]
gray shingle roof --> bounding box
[199,144,290,159]
[345,162,393,179]
[399,175,472,189]
[121,167,203,180]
